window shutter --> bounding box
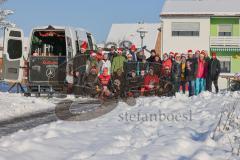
[218,24,232,32]
[172,22,200,32]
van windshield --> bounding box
[31,30,66,57]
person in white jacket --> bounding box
[98,53,111,75]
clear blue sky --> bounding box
[2,0,164,43]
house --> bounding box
[161,0,240,73]
[106,23,162,57]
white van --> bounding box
[3,25,96,93]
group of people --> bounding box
[69,41,221,98]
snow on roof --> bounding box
[106,23,160,50]
[161,0,240,16]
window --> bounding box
[9,31,21,37]
[218,24,232,36]
[172,22,200,36]
[7,39,22,59]
[218,56,231,73]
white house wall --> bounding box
[162,17,210,53]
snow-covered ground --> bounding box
[0,92,239,160]
[0,92,56,121]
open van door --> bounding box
[3,27,24,83]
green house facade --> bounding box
[210,17,240,73]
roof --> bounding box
[106,23,160,50]
[161,0,240,16]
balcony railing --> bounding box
[210,36,240,47]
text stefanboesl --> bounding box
[118,110,192,122]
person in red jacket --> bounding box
[98,67,111,97]
[141,67,159,95]
[195,51,207,95]
[161,53,172,75]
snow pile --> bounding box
[0,92,55,120]
[0,92,240,159]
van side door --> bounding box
[3,27,24,83]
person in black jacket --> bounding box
[204,51,212,91]
[185,50,198,97]
[126,70,142,97]
[73,41,89,85]
[208,52,221,93]
[82,66,100,97]
[147,49,156,63]
[108,46,117,62]
[172,53,181,93]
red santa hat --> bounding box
[81,41,88,50]
[117,48,123,53]
[169,52,175,56]
[130,45,137,51]
[188,49,193,54]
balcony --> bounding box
[210,36,240,48]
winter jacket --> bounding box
[180,63,186,82]
[209,58,221,80]
[204,57,211,78]
[185,58,198,81]
[161,58,173,75]
[144,74,159,90]
[162,58,173,70]
[111,55,126,73]
[172,61,181,82]
[86,58,99,74]
[83,73,98,88]
[196,59,206,78]
[98,74,111,86]
[108,51,117,62]
[73,53,88,73]
[98,60,111,75]
[130,51,138,62]
[160,71,175,84]
[147,56,156,63]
